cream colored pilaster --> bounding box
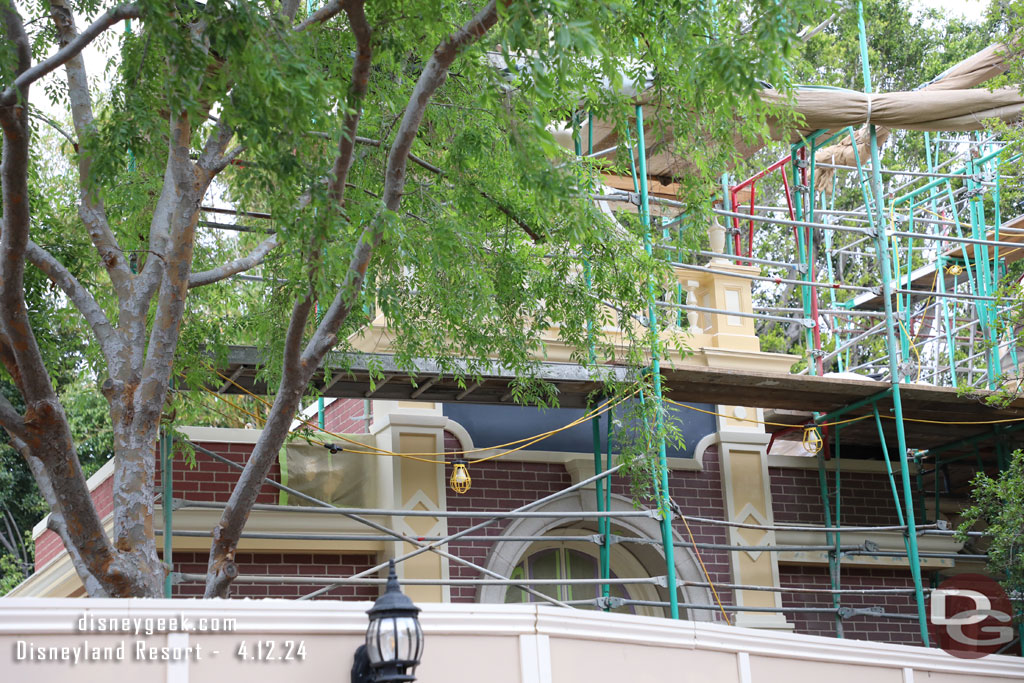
[683,260,795,629]
[717,419,790,629]
[370,405,450,603]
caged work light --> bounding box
[352,561,424,683]
[802,424,824,454]
[449,459,471,494]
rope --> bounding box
[207,363,635,456]
[202,363,1024,465]
[198,369,638,463]
[663,397,870,428]
[677,510,731,625]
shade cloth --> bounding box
[277,436,377,507]
[559,41,1020,188]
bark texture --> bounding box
[0,0,504,599]
[203,0,502,597]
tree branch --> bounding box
[351,135,543,241]
[284,295,314,373]
[26,240,119,360]
[28,108,77,148]
[138,113,198,427]
[48,0,133,298]
[382,1,499,208]
[479,189,545,242]
[0,391,26,442]
[196,119,242,178]
[188,235,280,288]
[281,0,302,22]
[0,506,23,561]
[0,3,30,92]
[0,5,140,107]
[326,0,371,204]
[204,1,501,599]
[21,446,113,597]
[293,0,343,32]
[208,144,246,173]
[0,9,55,403]
[304,0,502,364]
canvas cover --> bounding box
[809,41,1017,192]
[277,435,377,507]
[560,41,1020,187]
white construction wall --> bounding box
[1,599,1021,682]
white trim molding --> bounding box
[2,600,1020,681]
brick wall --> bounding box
[769,465,922,527]
[30,428,933,649]
[36,440,280,570]
[168,551,380,600]
[445,456,574,603]
[443,433,733,614]
[663,448,734,610]
[322,398,370,434]
[779,565,922,646]
[770,464,928,646]
[35,476,114,569]
[159,440,281,505]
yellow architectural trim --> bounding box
[775,528,961,569]
[768,454,920,474]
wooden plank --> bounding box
[214,346,1024,426]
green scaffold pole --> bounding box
[635,104,679,619]
[576,112,611,608]
[858,1,929,645]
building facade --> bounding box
[11,261,984,652]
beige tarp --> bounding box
[277,436,377,508]
[767,86,1022,134]
[809,41,1017,192]
[566,41,1020,188]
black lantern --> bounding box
[352,560,423,683]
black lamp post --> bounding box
[352,561,423,683]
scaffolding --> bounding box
[620,1,1021,647]
[158,1,1024,656]
[162,430,1010,649]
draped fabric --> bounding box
[561,42,1020,189]
[808,41,1017,192]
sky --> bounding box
[911,0,989,21]
[32,1,999,121]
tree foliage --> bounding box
[3,0,827,597]
[735,0,1000,371]
[958,449,1024,606]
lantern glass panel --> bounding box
[371,617,397,664]
[413,618,423,662]
[393,616,419,661]
[366,618,385,663]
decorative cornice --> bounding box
[178,426,264,444]
[719,430,772,446]
[370,411,449,435]
[768,454,920,473]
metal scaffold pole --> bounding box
[576,112,612,608]
[635,104,680,620]
[857,1,930,646]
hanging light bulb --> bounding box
[450,459,471,494]
[802,424,824,454]
[946,263,965,276]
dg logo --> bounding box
[929,573,1015,659]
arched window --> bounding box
[473,491,713,621]
[502,540,646,615]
